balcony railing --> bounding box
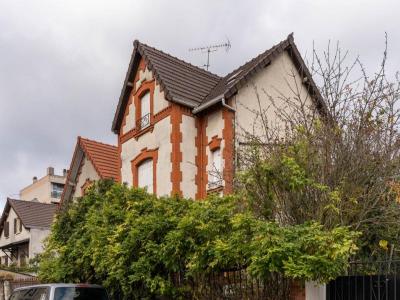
[136,113,151,130]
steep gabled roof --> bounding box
[0,199,57,234]
[79,137,119,180]
[112,34,327,133]
[195,33,326,114]
[60,137,119,206]
[112,41,221,133]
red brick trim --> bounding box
[134,80,155,127]
[208,135,222,151]
[222,105,234,194]
[119,106,172,143]
[80,179,93,196]
[170,104,183,196]
[131,148,158,194]
[195,115,208,199]
[120,58,146,132]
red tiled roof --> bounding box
[78,137,119,180]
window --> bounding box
[137,91,150,129]
[4,221,9,238]
[51,183,64,199]
[208,148,222,189]
[14,218,22,234]
[137,159,153,192]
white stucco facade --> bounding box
[73,156,100,199]
[180,115,197,199]
[121,117,172,196]
[0,207,51,266]
[232,51,314,142]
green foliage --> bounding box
[39,181,358,299]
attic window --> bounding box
[137,91,151,129]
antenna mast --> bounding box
[189,39,231,70]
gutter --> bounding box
[192,95,236,114]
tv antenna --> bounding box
[189,38,231,70]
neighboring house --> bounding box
[111,33,325,199]
[20,167,67,204]
[61,137,119,205]
[0,199,57,266]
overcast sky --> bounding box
[0,0,399,207]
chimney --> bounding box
[33,176,37,183]
[47,167,54,176]
[63,169,67,177]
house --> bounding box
[20,167,67,204]
[61,136,119,205]
[112,33,325,199]
[0,198,57,266]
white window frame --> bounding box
[208,148,223,189]
[137,159,153,192]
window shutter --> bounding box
[19,219,22,232]
[14,219,17,234]
[4,221,9,238]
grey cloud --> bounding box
[0,0,399,207]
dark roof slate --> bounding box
[6,199,57,229]
[112,33,326,132]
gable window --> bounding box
[208,148,223,189]
[137,91,150,129]
[51,183,64,199]
[138,159,153,192]
[4,221,9,238]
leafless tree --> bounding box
[237,34,400,257]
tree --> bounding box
[39,181,357,299]
[237,35,400,259]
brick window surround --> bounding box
[131,148,158,194]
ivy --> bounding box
[39,180,358,299]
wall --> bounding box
[205,109,224,191]
[122,67,169,135]
[0,207,31,266]
[29,228,51,259]
[305,281,326,300]
[232,50,315,142]
[0,208,30,248]
[121,117,172,196]
[20,175,65,204]
[73,156,100,199]
[180,115,197,199]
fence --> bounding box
[327,260,400,300]
[171,269,299,300]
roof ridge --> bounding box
[79,136,117,149]
[135,40,222,79]
[8,198,57,206]
[202,34,293,102]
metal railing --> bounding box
[136,113,150,130]
[327,260,400,300]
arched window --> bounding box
[208,147,222,189]
[138,91,150,129]
[137,158,153,192]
